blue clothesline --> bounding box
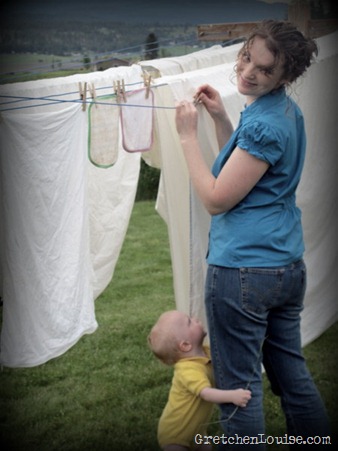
[0,82,177,113]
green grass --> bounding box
[0,200,337,450]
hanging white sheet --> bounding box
[0,103,98,367]
[139,43,242,76]
[149,63,244,330]
[0,65,143,367]
[88,141,141,301]
[293,33,338,344]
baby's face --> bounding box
[184,315,207,344]
[169,311,206,345]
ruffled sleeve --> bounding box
[237,120,284,166]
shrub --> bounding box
[135,159,160,201]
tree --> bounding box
[144,32,159,60]
[83,54,91,69]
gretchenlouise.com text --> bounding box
[194,433,331,446]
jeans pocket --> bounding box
[240,267,284,315]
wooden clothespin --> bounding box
[143,74,152,99]
[117,80,122,103]
[113,80,121,103]
[114,79,126,103]
[79,82,87,111]
[121,79,127,103]
[89,83,97,108]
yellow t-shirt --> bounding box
[158,346,215,448]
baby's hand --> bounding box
[233,389,252,407]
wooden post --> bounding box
[197,0,337,42]
[288,0,311,36]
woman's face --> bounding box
[236,36,287,104]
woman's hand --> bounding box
[175,100,198,143]
[194,84,226,121]
[194,84,233,149]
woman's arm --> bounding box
[175,100,269,215]
[194,84,234,149]
[200,387,251,407]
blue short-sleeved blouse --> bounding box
[207,88,306,267]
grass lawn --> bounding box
[0,200,337,450]
[0,47,202,84]
[0,53,101,84]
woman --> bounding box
[175,20,330,447]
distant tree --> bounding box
[136,159,160,201]
[83,55,91,69]
[144,32,159,60]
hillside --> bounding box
[0,19,197,56]
[0,0,289,56]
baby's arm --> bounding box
[200,387,251,408]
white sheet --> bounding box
[139,43,242,76]
[0,103,98,367]
[0,65,143,367]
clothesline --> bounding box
[0,82,177,113]
[0,80,142,106]
[0,97,176,112]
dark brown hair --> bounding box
[239,20,318,84]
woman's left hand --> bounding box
[175,100,198,142]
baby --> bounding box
[148,310,251,451]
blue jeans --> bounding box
[205,260,330,449]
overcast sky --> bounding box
[2,0,288,24]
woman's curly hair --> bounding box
[239,20,318,84]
